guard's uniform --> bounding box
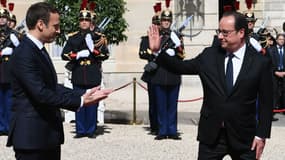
[0,8,20,135]
[138,3,161,134]
[152,7,185,139]
[61,8,109,138]
[139,35,158,133]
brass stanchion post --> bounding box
[130,77,142,125]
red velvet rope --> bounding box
[136,81,203,103]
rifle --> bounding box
[161,15,194,51]
[95,17,112,33]
[15,19,26,33]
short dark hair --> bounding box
[222,11,249,38]
[26,2,59,30]
[276,33,285,40]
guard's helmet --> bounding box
[152,2,161,25]
[160,10,172,21]
[91,12,96,24]
[245,11,257,22]
[0,8,9,18]
[79,8,91,21]
[9,13,16,23]
[152,15,160,25]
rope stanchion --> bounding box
[113,81,133,92]
[177,97,203,103]
[130,77,142,125]
[136,81,148,91]
[136,80,203,103]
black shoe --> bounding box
[88,134,96,139]
[272,117,279,121]
[73,134,86,138]
[154,135,167,140]
[148,130,158,135]
[168,135,182,140]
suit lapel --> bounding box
[24,37,58,84]
[38,48,57,83]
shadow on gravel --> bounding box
[104,110,200,126]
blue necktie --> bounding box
[279,47,283,70]
[226,54,234,94]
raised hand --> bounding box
[148,24,161,53]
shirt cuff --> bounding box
[78,89,91,111]
[153,49,161,57]
[255,136,265,141]
[77,96,84,112]
[80,96,84,107]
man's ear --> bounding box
[37,19,45,31]
[239,28,245,38]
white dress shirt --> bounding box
[224,43,246,86]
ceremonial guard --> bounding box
[0,5,20,136]
[245,11,259,40]
[89,1,109,124]
[61,3,109,138]
[7,2,16,29]
[244,11,264,54]
[139,2,161,135]
[151,0,185,140]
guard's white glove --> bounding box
[85,33,94,52]
[76,49,90,60]
[166,48,175,56]
[10,33,20,47]
[1,47,13,56]
[170,31,181,48]
[249,37,262,52]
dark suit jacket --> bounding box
[157,44,273,150]
[7,36,84,149]
[268,45,285,72]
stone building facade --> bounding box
[6,0,285,83]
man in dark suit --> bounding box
[148,11,273,160]
[268,34,285,112]
[6,2,112,160]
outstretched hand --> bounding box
[83,86,113,106]
[148,24,161,53]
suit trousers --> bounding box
[198,129,256,160]
[14,146,61,160]
[0,84,12,133]
[273,77,285,109]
